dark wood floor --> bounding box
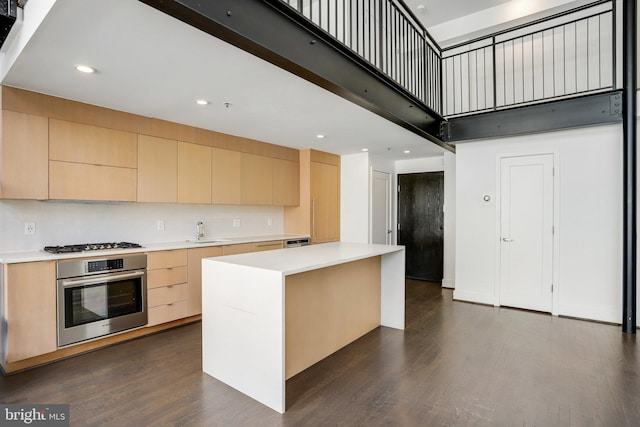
[2,280,639,426]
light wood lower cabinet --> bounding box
[222,240,284,255]
[1,261,57,364]
[146,250,188,327]
[187,247,223,317]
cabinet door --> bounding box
[4,262,57,362]
[49,119,137,168]
[49,161,137,201]
[212,148,241,204]
[0,111,49,200]
[178,142,212,204]
[137,135,178,203]
[241,153,273,205]
[273,158,300,206]
[187,246,223,317]
[311,161,340,243]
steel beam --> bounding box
[138,0,452,152]
[622,0,637,334]
[443,91,623,143]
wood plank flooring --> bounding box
[2,279,639,426]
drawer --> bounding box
[148,283,188,308]
[147,249,188,270]
[222,243,253,255]
[147,266,187,289]
[147,301,187,327]
[252,241,284,251]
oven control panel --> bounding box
[56,254,147,279]
[87,258,124,273]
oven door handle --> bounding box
[60,270,146,289]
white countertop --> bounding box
[203,242,404,275]
[0,234,310,264]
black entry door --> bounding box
[397,172,444,281]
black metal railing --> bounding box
[441,0,615,116]
[280,0,442,113]
[278,0,616,120]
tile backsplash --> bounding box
[0,200,284,252]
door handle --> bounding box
[502,238,514,242]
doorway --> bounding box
[397,172,444,281]
[499,154,554,313]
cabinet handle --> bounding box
[312,197,316,239]
[256,243,281,247]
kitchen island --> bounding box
[201,242,405,413]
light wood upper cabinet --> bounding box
[2,261,57,363]
[241,153,273,205]
[137,135,178,203]
[49,119,137,168]
[49,161,137,201]
[187,246,223,317]
[284,149,340,243]
[273,158,300,206]
[48,119,137,201]
[212,148,241,205]
[178,142,212,204]
[0,111,49,200]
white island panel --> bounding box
[202,261,286,413]
[201,242,405,413]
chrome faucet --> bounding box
[196,221,204,241]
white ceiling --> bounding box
[0,0,515,161]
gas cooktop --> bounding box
[43,242,143,254]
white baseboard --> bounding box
[452,289,494,305]
[558,303,620,325]
[442,279,455,289]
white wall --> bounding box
[341,153,371,243]
[0,201,283,252]
[454,124,623,324]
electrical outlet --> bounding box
[233,218,241,228]
[157,220,165,231]
[24,222,35,235]
[267,218,273,227]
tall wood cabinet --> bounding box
[285,149,340,243]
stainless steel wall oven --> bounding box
[56,254,147,347]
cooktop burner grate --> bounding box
[44,242,143,254]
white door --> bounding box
[499,154,554,312]
[372,170,391,244]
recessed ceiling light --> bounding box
[316,134,326,139]
[196,99,209,105]
[362,148,369,152]
[404,150,411,154]
[75,65,96,74]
